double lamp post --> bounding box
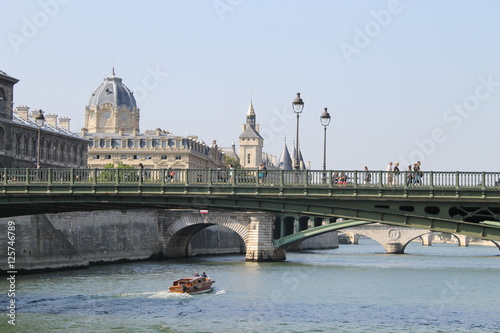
[291,93,331,178]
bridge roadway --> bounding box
[2,167,500,247]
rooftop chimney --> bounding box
[45,113,58,128]
[59,117,70,131]
[15,105,29,120]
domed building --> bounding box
[82,70,225,170]
[84,68,139,134]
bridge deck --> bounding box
[2,168,500,242]
[2,168,500,193]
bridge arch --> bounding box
[340,225,436,254]
[490,240,500,250]
[158,211,249,259]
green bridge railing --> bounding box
[2,168,500,189]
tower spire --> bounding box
[112,52,115,76]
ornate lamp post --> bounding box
[292,92,304,170]
[320,107,331,182]
[35,109,45,168]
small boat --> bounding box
[169,276,215,294]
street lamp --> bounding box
[320,107,331,182]
[292,92,304,170]
[35,109,45,168]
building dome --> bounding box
[84,69,140,134]
[88,69,136,109]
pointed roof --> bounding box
[247,101,255,116]
[277,141,293,170]
[239,101,262,140]
[239,123,262,139]
[298,148,306,170]
[290,143,306,170]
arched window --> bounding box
[23,135,29,156]
[0,126,4,150]
[0,88,5,114]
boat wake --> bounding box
[149,290,192,299]
[118,291,192,299]
[214,290,226,295]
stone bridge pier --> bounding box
[420,233,433,246]
[454,234,470,247]
[157,210,285,262]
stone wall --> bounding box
[0,210,159,271]
[0,209,339,272]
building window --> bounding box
[104,155,111,159]
[133,155,139,159]
[121,155,128,159]
[94,155,100,159]
[161,155,167,160]
[175,155,181,160]
[146,155,152,159]
[247,153,250,164]
[0,89,5,113]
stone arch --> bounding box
[340,224,436,254]
[159,213,248,259]
[404,233,436,249]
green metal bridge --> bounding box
[2,167,500,246]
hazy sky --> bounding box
[2,0,500,171]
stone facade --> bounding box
[82,70,225,170]
[0,70,88,169]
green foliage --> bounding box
[104,162,134,169]
[99,162,138,182]
[224,155,241,169]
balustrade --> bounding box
[2,168,500,189]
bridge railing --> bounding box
[2,168,500,189]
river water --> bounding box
[1,239,499,333]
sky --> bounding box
[2,0,500,172]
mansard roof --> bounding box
[12,113,88,141]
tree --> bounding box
[224,155,240,169]
[98,162,137,182]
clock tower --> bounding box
[239,101,264,169]
[84,68,139,134]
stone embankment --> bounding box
[0,209,338,272]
